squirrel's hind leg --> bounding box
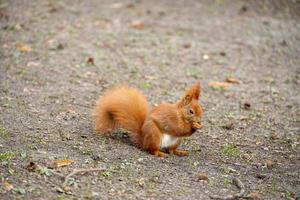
[151,150,168,157]
[141,120,168,157]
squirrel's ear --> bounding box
[187,81,201,100]
[181,94,193,106]
[179,81,201,106]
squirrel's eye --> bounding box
[189,109,194,114]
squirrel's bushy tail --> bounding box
[92,86,148,143]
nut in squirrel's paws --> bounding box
[192,122,203,130]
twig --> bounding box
[49,169,65,178]
[210,177,246,200]
[28,163,112,192]
[62,168,107,189]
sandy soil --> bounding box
[0,0,299,199]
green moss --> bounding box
[80,148,94,156]
[36,167,52,176]
[140,82,152,89]
[0,152,14,161]
[221,143,240,157]
[101,171,111,177]
[223,177,232,185]
[0,127,11,138]
[284,190,294,200]
[186,68,200,78]
[12,187,26,195]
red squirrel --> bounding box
[92,81,203,157]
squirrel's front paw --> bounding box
[192,122,203,130]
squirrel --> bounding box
[92,81,203,157]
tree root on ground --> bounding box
[48,168,109,191]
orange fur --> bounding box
[92,86,148,144]
[93,82,203,157]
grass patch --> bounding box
[0,127,11,138]
[216,58,227,65]
[223,177,232,185]
[80,148,94,156]
[284,190,294,200]
[0,152,15,161]
[101,171,111,177]
[249,109,263,120]
[17,68,28,78]
[221,143,240,157]
[58,194,76,200]
[36,167,52,176]
[271,179,277,192]
[140,82,152,89]
[186,68,200,78]
[12,187,26,195]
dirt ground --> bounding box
[0,0,299,199]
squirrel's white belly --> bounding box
[161,134,179,149]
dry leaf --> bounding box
[2,180,14,192]
[270,132,280,140]
[126,3,135,8]
[94,19,112,29]
[130,20,144,29]
[23,87,33,95]
[111,3,123,9]
[197,173,209,183]
[16,43,32,53]
[183,43,192,48]
[220,51,226,56]
[255,140,262,145]
[87,57,95,65]
[246,192,260,199]
[225,77,240,84]
[63,185,71,192]
[135,10,144,17]
[208,81,230,90]
[27,61,39,67]
[53,159,74,168]
[266,160,274,169]
[14,23,22,31]
[128,4,144,17]
[26,161,38,172]
[222,122,234,130]
[138,177,145,187]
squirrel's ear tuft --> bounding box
[187,81,201,100]
[179,81,201,106]
[181,94,192,106]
